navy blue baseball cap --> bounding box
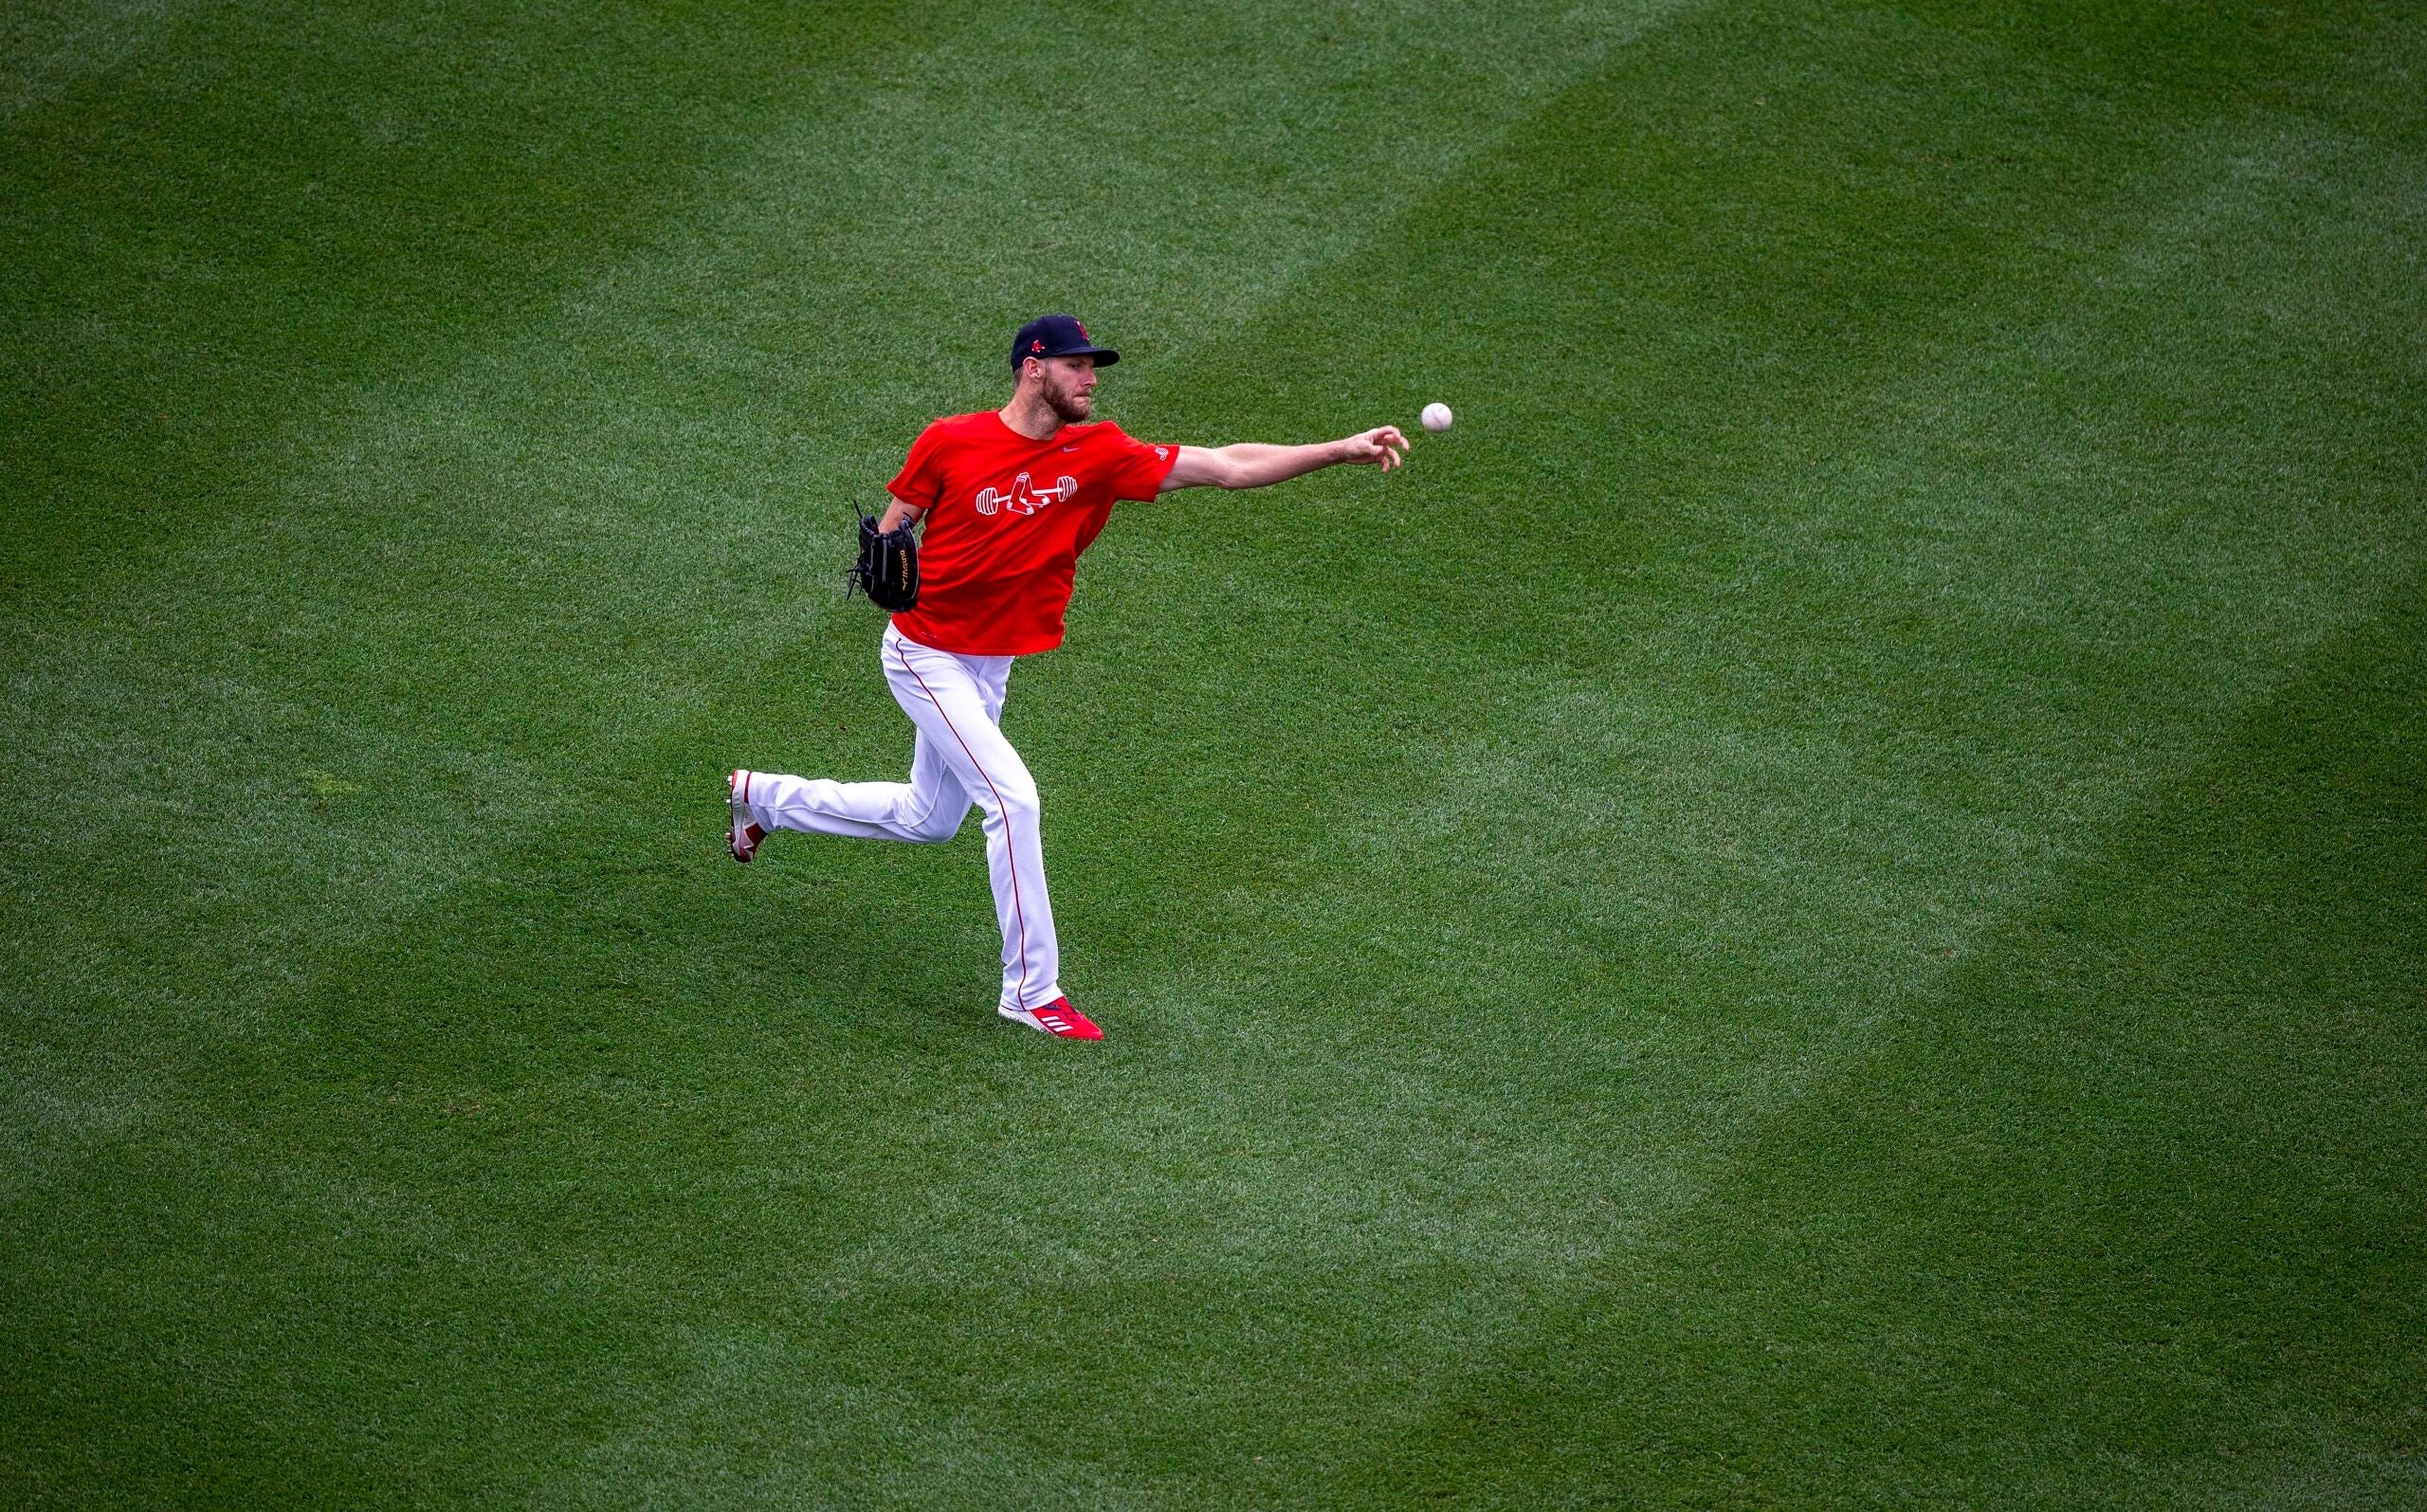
[1011,314,1119,370]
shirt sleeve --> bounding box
[886,421,948,511]
[1103,425,1180,502]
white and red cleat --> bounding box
[728,769,766,864]
[999,996,1103,1040]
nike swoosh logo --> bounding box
[1061,445,1080,452]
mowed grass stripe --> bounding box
[1341,569,2427,1507]
[0,0,971,577]
[0,0,187,118]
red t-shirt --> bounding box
[885,410,1177,655]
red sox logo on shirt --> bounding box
[974,471,1077,518]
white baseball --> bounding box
[1420,402,1453,433]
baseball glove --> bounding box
[849,513,920,610]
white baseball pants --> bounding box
[738,623,1062,1012]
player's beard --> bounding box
[1044,376,1093,425]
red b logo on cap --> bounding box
[1031,339,1044,354]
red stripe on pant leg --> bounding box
[893,640,1031,1010]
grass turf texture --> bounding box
[4,0,2424,1503]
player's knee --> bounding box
[993,778,1041,825]
[902,796,970,843]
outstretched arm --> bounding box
[1159,427,1409,493]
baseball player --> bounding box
[728,315,1408,1040]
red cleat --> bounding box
[999,997,1103,1040]
[728,769,766,864]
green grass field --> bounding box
[6,1,2424,1504]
